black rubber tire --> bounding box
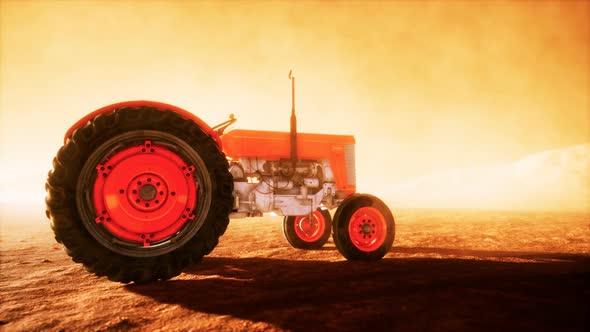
[283,207,332,249]
[45,107,233,283]
[332,194,395,260]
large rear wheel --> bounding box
[45,107,233,283]
[332,194,395,260]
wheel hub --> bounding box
[125,173,169,212]
[294,211,326,242]
[92,140,198,247]
[139,184,157,201]
[348,207,387,252]
[362,223,372,235]
[300,219,315,232]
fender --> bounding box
[63,100,222,149]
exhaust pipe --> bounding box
[289,70,297,168]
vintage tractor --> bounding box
[45,73,395,283]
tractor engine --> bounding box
[229,158,336,217]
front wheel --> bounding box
[332,194,395,260]
[283,208,332,249]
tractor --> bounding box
[45,73,395,283]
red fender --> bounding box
[63,100,222,149]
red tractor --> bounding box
[45,73,395,283]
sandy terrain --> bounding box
[1,209,589,331]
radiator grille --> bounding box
[344,144,356,185]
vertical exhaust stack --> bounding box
[289,70,297,168]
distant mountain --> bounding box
[381,144,590,211]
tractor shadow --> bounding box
[127,249,590,332]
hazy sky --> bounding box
[1,0,588,213]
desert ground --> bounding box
[1,209,589,331]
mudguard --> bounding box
[63,100,222,149]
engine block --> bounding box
[229,158,339,217]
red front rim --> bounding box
[348,207,387,252]
[294,211,326,243]
[92,140,197,247]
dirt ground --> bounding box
[1,209,589,331]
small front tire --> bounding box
[333,194,395,260]
[283,208,332,250]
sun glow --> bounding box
[1,0,589,218]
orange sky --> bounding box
[1,0,589,214]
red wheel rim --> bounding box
[294,211,326,243]
[348,207,387,252]
[92,140,197,247]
